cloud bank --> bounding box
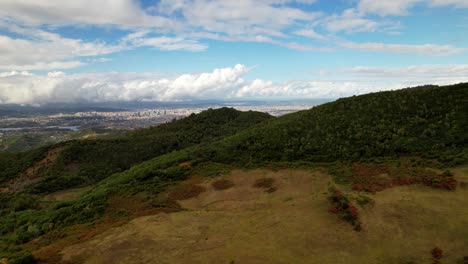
[1,64,467,105]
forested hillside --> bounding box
[0,108,273,192]
[197,83,467,165]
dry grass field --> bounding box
[58,167,468,264]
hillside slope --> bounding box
[0,83,467,263]
[0,108,273,193]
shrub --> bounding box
[253,178,274,189]
[431,247,443,259]
[9,252,36,264]
[328,187,361,231]
[211,179,235,190]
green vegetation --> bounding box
[0,108,272,192]
[0,83,467,263]
[197,83,467,166]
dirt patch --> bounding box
[460,181,468,189]
[168,183,206,201]
[253,177,278,193]
[253,177,274,188]
[211,179,235,190]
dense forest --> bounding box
[198,83,467,165]
[0,83,467,263]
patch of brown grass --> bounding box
[211,179,235,190]
[168,183,206,201]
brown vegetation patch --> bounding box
[253,177,274,189]
[211,179,235,190]
[352,163,391,178]
[334,162,458,193]
[32,198,180,263]
[66,162,79,172]
[168,183,206,201]
[179,161,192,168]
[327,187,361,231]
[1,147,62,193]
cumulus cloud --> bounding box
[0,65,249,104]
[1,64,466,105]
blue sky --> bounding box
[0,0,467,104]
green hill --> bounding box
[197,83,467,165]
[0,108,272,193]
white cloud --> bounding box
[157,0,320,37]
[358,0,421,16]
[322,9,381,33]
[1,64,466,104]
[340,64,468,79]
[339,41,466,56]
[319,8,401,33]
[429,0,468,8]
[0,26,125,70]
[122,31,208,52]
[358,0,468,16]
[0,0,321,40]
[0,0,175,28]
[0,61,84,71]
[294,29,327,41]
[0,65,250,104]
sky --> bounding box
[0,0,467,105]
